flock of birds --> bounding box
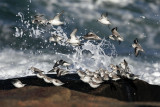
[12,11,144,88]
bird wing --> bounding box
[109,35,116,40]
[112,29,120,37]
[124,59,128,67]
[53,11,64,21]
[70,29,77,39]
[34,14,44,18]
[34,67,44,73]
[135,47,139,57]
[101,12,108,18]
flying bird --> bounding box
[132,38,144,57]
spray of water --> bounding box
[8,7,117,79]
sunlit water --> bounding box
[0,0,160,85]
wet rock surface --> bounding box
[0,74,160,107]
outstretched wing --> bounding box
[124,59,128,67]
[101,12,108,18]
[53,11,64,21]
[34,14,44,18]
[135,47,139,57]
[70,29,77,39]
[112,27,120,37]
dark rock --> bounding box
[0,74,160,107]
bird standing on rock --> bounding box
[12,79,26,88]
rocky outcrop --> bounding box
[0,74,160,107]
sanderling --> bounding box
[43,76,53,83]
[109,72,121,81]
[56,68,70,77]
[48,67,59,73]
[132,38,144,57]
[53,60,71,69]
[32,14,47,25]
[48,11,64,26]
[29,67,46,79]
[126,73,139,80]
[66,29,81,46]
[29,67,44,74]
[109,64,121,75]
[80,75,91,83]
[83,32,102,40]
[119,59,127,70]
[77,70,86,77]
[92,74,103,84]
[104,69,109,74]
[103,73,110,81]
[12,79,26,88]
[119,59,131,73]
[97,12,111,28]
[109,27,124,44]
[85,69,94,76]
[99,69,105,78]
[36,72,46,79]
[88,80,101,88]
[109,64,117,70]
[51,79,64,86]
[49,34,63,43]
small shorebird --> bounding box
[80,75,91,83]
[132,38,144,57]
[109,72,121,81]
[48,67,59,73]
[49,34,63,43]
[103,73,110,81]
[43,76,53,83]
[119,59,128,70]
[97,12,111,28]
[53,60,71,69]
[119,59,131,73]
[77,70,86,77]
[66,29,81,46]
[29,67,44,74]
[52,79,64,86]
[48,67,69,77]
[32,14,47,25]
[109,27,124,44]
[48,11,64,26]
[12,79,26,88]
[85,69,94,76]
[88,80,101,88]
[109,64,117,70]
[83,32,102,40]
[126,73,139,80]
[92,74,103,84]
[29,67,46,79]
[43,76,64,86]
[56,68,70,77]
[36,72,46,79]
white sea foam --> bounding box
[0,48,160,85]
